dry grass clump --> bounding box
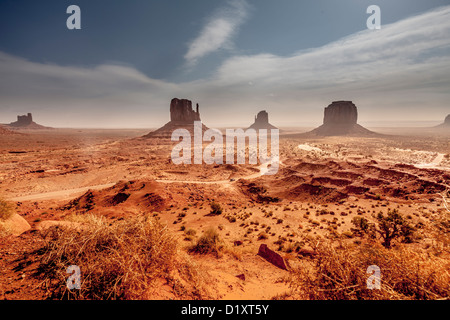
[189,227,223,258]
[0,198,15,221]
[290,241,449,300]
[0,198,15,236]
[36,214,209,300]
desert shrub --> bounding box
[376,209,415,248]
[350,209,415,248]
[290,241,450,300]
[189,228,223,257]
[225,215,236,223]
[0,199,15,221]
[258,232,269,240]
[351,217,375,237]
[209,202,223,215]
[36,215,208,300]
[185,228,197,236]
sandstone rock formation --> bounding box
[144,98,209,138]
[308,101,376,136]
[170,99,201,122]
[1,214,31,236]
[7,113,51,130]
[248,110,278,130]
[257,244,288,270]
[323,101,357,125]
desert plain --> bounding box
[0,125,449,300]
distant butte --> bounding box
[248,110,278,130]
[434,114,450,129]
[6,113,51,130]
[144,98,209,139]
[307,101,377,136]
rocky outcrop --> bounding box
[10,113,33,127]
[248,110,278,130]
[1,214,31,236]
[308,101,376,136]
[445,115,450,126]
[170,99,201,123]
[257,244,288,270]
[7,113,51,129]
[323,101,357,125]
[144,98,209,138]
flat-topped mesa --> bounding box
[10,113,33,127]
[248,110,278,130]
[308,101,376,136]
[144,98,209,139]
[6,113,51,129]
[170,98,201,123]
[323,101,358,125]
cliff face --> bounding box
[445,115,450,126]
[170,98,201,123]
[144,98,208,139]
[309,101,375,136]
[323,101,357,125]
[248,110,278,130]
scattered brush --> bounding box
[289,240,449,300]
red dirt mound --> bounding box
[279,183,348,202]
[62,180,167,217]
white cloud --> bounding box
[1,5,450,128]
[184,0,249,65]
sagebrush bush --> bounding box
[36,214,208,300]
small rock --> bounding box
[236,274,245,281]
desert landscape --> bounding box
[1,1,450,303]
[1,100,449,300]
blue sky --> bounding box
[0,0,449,128]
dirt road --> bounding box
[8,183,116,202]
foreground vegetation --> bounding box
[37,214,210,299]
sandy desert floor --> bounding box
[0,127,449,300]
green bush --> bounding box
[350,209,414,248]
[376,209,414,248]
